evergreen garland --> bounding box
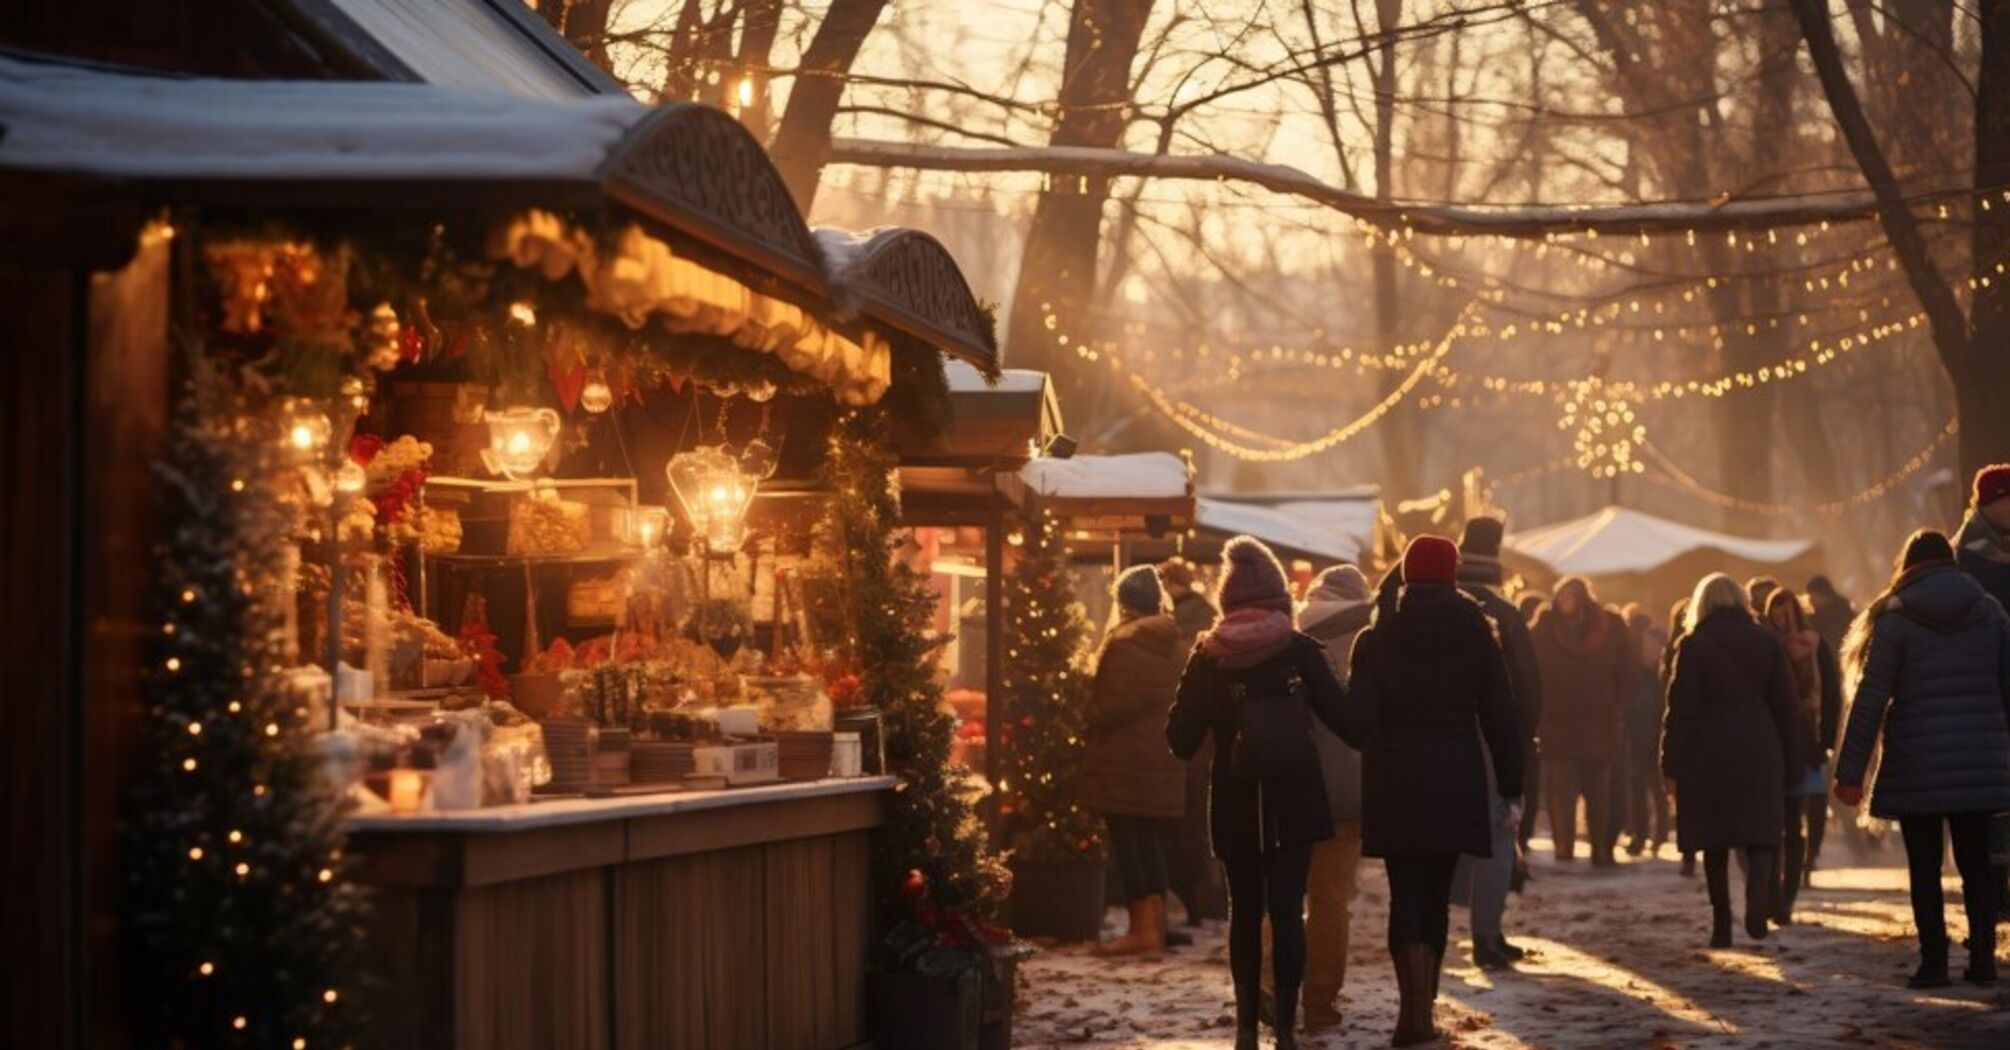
[997,509,1103,866]
[823,407,1007,928]
[125,363,369,1048]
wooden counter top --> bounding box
[345,775,895,888]
[345,774,897,834]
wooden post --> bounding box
[983,497,1007,838]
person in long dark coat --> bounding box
[1532,577,1636,865]
[1762,587,1827,925]
[1081,565,1188,957]
[1167,536,1348,1050]
[1836,528,2010,988]
[1751,574,1848,887]
[1157,559,1228,928]
[1954,464,2010,925]
[1453,516,1541,968]
[1662,573,1800,947]
[1334,536,1524,1047]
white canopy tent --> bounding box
[1505,505,1822,606]
[1195,498,1367,565]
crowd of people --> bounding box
[1066,464,2010,1049]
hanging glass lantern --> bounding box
[633,506,669,550]
[665,445,757,554]
[480,406,561,480]
[280,398,333,460]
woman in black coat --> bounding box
[1167,537,1347,1050]
[1835,529,2010,988]
[1662,573,1800,947]
[1336,536,1524,1047]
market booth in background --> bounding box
[0,48,1006,1050]
[894,362,1060,795]
[1505,504,1823,611]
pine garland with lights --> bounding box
[125,364,369,1048]
[824,408,1008,931]
[998,509,1103,866]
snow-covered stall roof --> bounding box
[1023,453,1191,501]
[0,53,640,182]
[1506,506,1815,578]
[1195,498,1365,564]
[898,361,1058,467]
[1021,453,1195,536]
[294,0,624,99]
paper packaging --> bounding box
[715,705,760,737]
[692,741,778,785]
[831,732,863,778]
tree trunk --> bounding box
[768,0,890,210]
[1002,0,1155,410]
[1795,0,2010,482]
[1370,0,1422,500]
[1965,0,2010,479]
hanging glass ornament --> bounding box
[579,369,614,415]
[738,437,780,480]
[365,303,402,372]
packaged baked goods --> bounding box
[506,490,589,555]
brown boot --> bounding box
[1091,896,1164,957]
[1392,945,1440,1047]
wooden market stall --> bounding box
[895,362,1061,792]
[0,44,1003,1050]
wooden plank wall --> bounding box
[362,825,875,1050]
[0,261,85,1050]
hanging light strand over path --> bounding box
[1120,304,1478,462]
[1637,419,1958,517]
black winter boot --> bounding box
[1234,983,1261,1050]
[1273,982,1300,1049]
[1908,944,1951,989]
[1744,849,1776,940]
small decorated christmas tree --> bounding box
[998,508,1102,866]
[823,408,1008,937]
[125,366,369,1047]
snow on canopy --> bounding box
[323,0,616,99]
[945,360,1047,394]
[1506,505,1815,578]
[1196,497,1365,565]
[1021,453,1190,501]
[0,53,643,181]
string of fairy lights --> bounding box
[1636,419,1960,517]
[1036,185,2010,506]
[1110,305,1478,462]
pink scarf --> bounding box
[1201,608,1295,668]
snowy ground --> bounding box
[1013,836,2010,1049]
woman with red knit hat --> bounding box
[1333,535,1525,1046]
[1167,536,1348,1050]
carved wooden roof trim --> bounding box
[597,103,828,295]
[825,227,999,373]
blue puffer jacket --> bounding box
[1835,564,2010,818]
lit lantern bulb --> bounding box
[507,431,532,456]
[579,371,613,415]
[737,76,755,109]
